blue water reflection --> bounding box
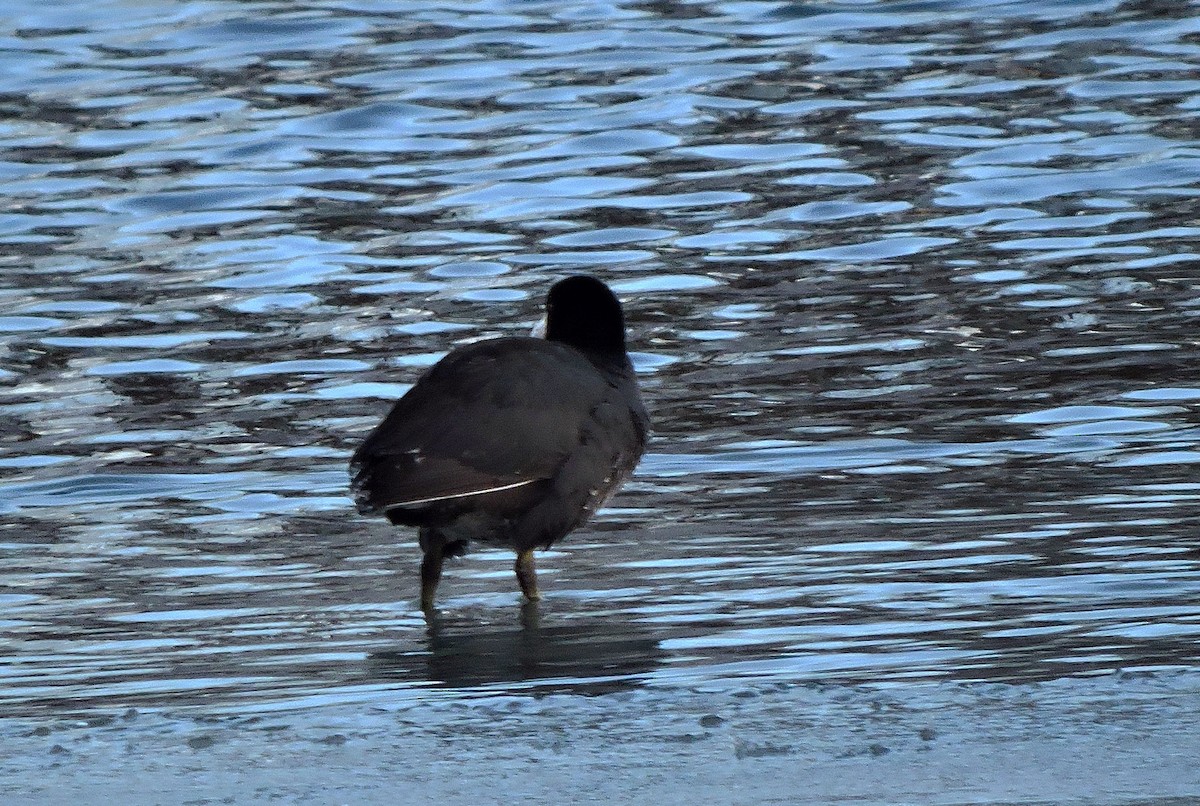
[1,0,1199,721]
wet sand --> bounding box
[7,672,1198,805]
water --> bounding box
[2,0,1200,801]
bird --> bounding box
[349,275,649,611]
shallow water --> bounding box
[2,0,1200,799]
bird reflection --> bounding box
[369,604,662,694]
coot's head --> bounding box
[544,275,627,357]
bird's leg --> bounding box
[420,540,445,612]
[515,548,541,602]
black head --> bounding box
[544,275,627,357]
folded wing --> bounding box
[350,338,625,521]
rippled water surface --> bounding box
[2,0,1200,799]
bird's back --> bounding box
[350,336,647,547]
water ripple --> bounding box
[1,0,1199,724]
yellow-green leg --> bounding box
[515,548,541,602]
[420,542,444,611]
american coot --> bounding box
[350,276,649,610]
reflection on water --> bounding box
[370,604,662,693]
[2,0,1200,719]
